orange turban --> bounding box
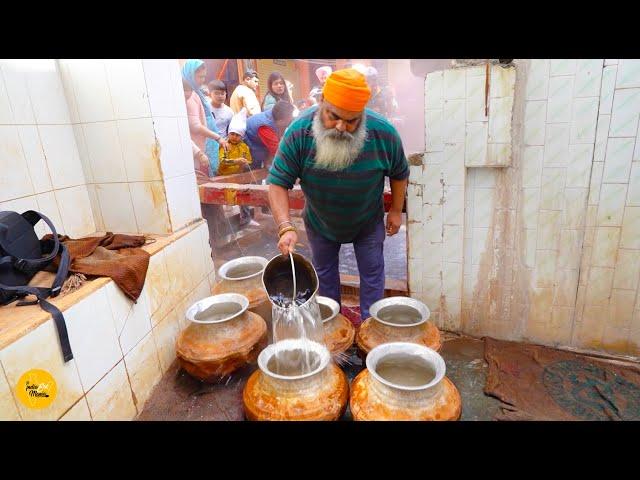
[322,68,371,112]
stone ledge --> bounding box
[0,218,206,351]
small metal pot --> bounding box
[262,252,319,309]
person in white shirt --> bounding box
[208,80,234,138]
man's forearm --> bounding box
[389,178,408,212]
[268,184,291,224]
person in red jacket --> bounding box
[245,100,296,170]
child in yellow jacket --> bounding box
[218,108,252,175]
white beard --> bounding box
[312,109,367,171]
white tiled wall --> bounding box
[572,59,640,355]
[0,220,216,420]
[94,183,139,233]
[54,185,97,238]
[410,59,640,358]
[0,60,95,237]
[165,172,202,231]
[57,59,199,234]
[0,317,86,420]
[0,60,216,420]
[409,65,515,333]
[464,65,516,167]
[1,59,200,237]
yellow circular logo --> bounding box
[16,369,57,409]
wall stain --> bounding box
[582,338,640,357]
[438,294,450,330]
[148,138,164,180]
[467,168,514,339]
[426,60,640,360]
[149,182,164,208]
[461,61,535,343]
[408,153,424,166]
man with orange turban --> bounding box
[267,68,409,320]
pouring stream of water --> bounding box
[289,252,297,301]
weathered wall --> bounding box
[0,60,201,237]
[0,60,96,238]
[58,59,201,234]
[1,59,201,237]
[574,60,640,354]
[0,59,217,419]
[408,59,640,359]
[0,221,215,420]
[407,64,516,333]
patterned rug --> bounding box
[484,337,640,421]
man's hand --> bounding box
[278,230,298,256]
[386,210,402,236]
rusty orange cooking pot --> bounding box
[212,256,272,336]
[176,293,267,382]
[243,339,349,420]
[350,342,461,421]
[356,296,441,358]
[317,296,355,357]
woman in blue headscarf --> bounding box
[182,59,228,177]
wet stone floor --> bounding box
[137,335,502,421]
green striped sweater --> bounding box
[267,106,409,243]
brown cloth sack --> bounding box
[42,233,150,301]
[484,337,640,421]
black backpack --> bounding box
[0,210,73,362]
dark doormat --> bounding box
[484,337,640,421]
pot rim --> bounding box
[262,252,319,309]
[258,339,330,381]
[316,296,340,323]
[218,256,268,281]
[366,342,445,391]
[369,296,431,328]
[185,293,249,324]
